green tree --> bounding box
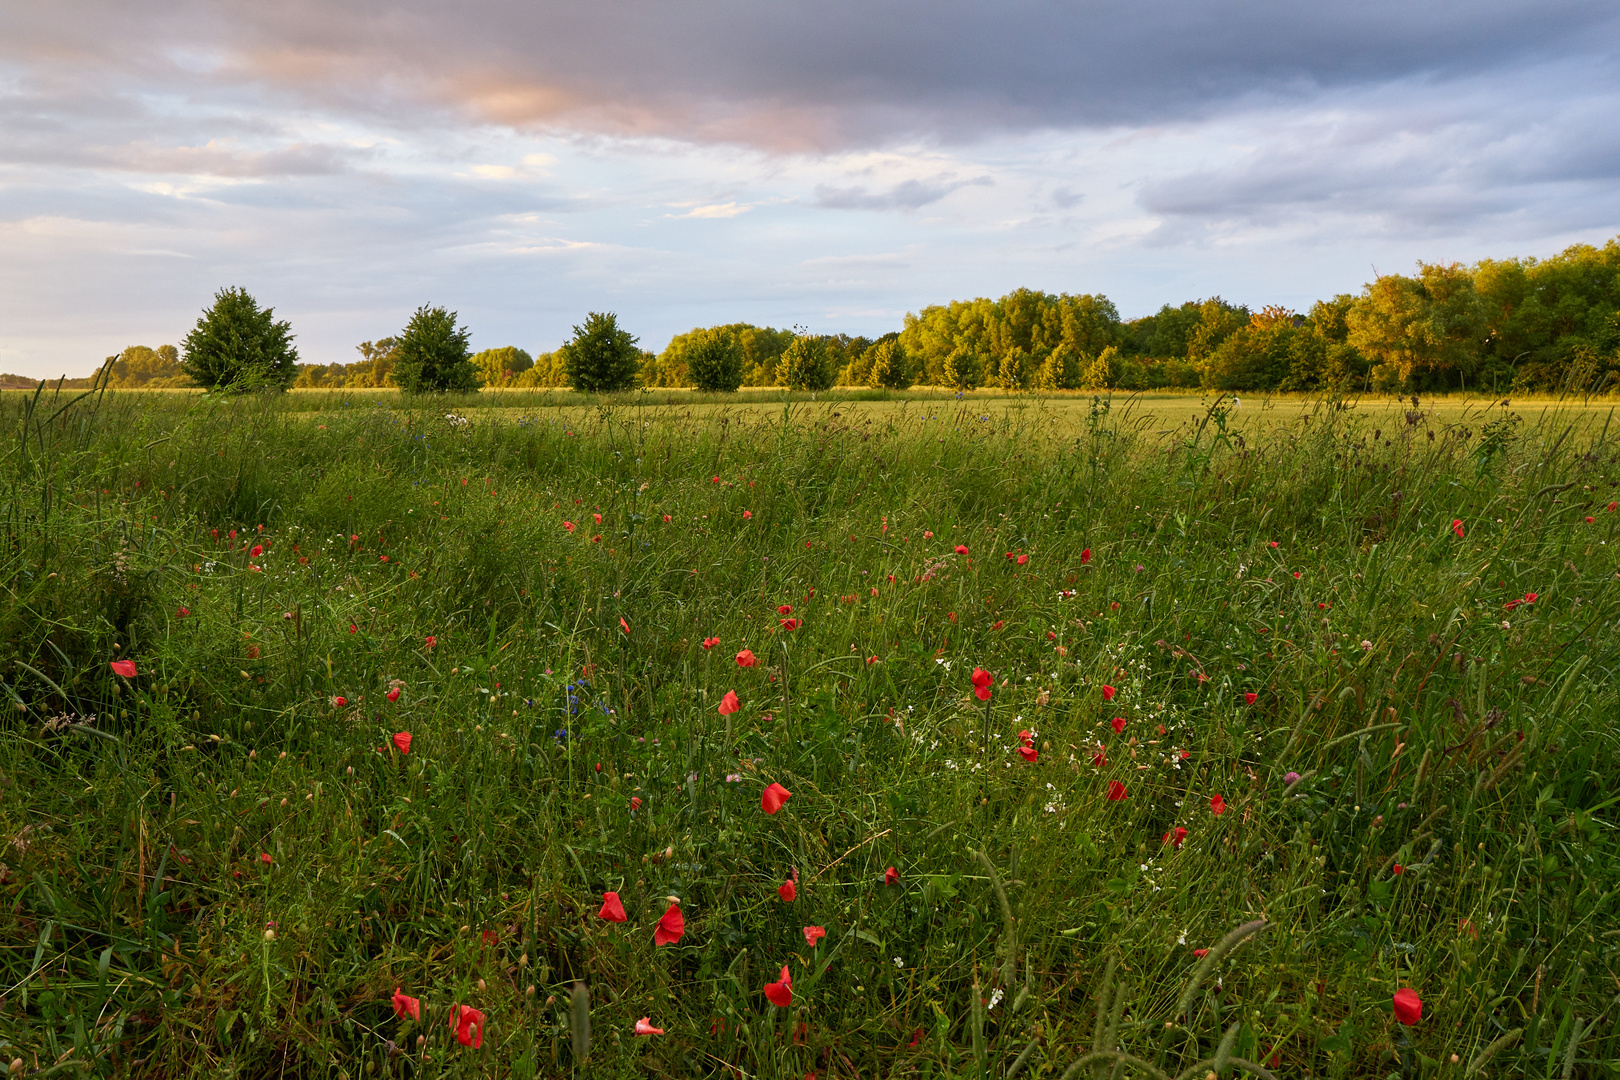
[865,337,913,389]
[392,307,479,394]
[779,333,834,392]
[687,328,746,392]
[561,312,641,393]
[110,345,186,388]
[180,287,299,391]
[471,346,534,387]
[942,346,981,390]
[1080,346,1121,389]
[1346,264,1486,389]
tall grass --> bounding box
[0,387,1616,1077]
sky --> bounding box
[2,0,1618,377]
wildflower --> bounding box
[1392,988,1422,1025]
[1163,826,1188,848]
[954,544,969,556]
[654,902,684,946]
[1210,794,1226,816]
[251,544,263,557]
[176,607,190,617]
[448,1004,485,1048]
[424,635,437,649]
[736,649,757,667]
[1292,571,1301,579]
[564,521,576,532]
[923,530,934,539]
[1017,554,1028,565]
[762,782,793,815]
[387,688,401,703]
[970,667,993,701]
[631,797,642,810]
[1523,592,1537,603]
[779,879,796,902]
[1585,515,1596,524]
[1283,771,1301,786]
[803,926,826,947]
[332,696,348,707]
[743,510,753,519]
[1392,863,1404,875]
[1192,948,1210,958]
[634,1018,665,1036]
[777,604,793,615]
[1110,716,1127,734]
[1092,749,1107,768]
[1017,745,1038,763]
[718,690,741,716]
[1101,684,1116,701]
[109,659,138,678]
[780,618,802,631]
[1047,630,1057,640]
[1451,519,1465,538]
[991,620,1003,631]
[1081,548,1092,564]
[884,865,900,884]
[391,988,421,1021]
[662,514,672,523]
[702,636,720,649]
[260,852,273,865]
[600,892,627,922]
[1609,502,1618,512]
[1243,692,1257,705]
[393,732,412,755]
[1106,780,1127,801]
[764,966,793,1007]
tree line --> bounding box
[8,237,1615,394]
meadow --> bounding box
[0,386,1617,1078]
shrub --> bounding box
[562,312,641,393]
[179,287,299,391]
[471,346,534,387]
[393,306,480,393]
[779,334,834,392]
[687,328,745,392]
[865,337,913,390]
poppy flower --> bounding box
[631,796,642,810]
[260,852,273,865]
[391,988,421,1021]
[1244,692,1257,705]
[1292,571,1301,579]
[779,879,796,902]
[332,696,349,707]
[564,521,576,532]
[387,688,401,703]
[1609,502,1618,512]
[971,667,993,701]
[1192,948,1210,958]
[250,544,263,557]
[176,606,190,617]
[1101,684,1116,701]
[780,618,802,631]
[1092,749,1107,768]
[1585,515,1596,524]
[762,782,793,815]
[777,604,793,615]
[591,513,602,525]
[1163,826,1188,848]
[1106,780,1127,801]
[1005,551,1016,560]
[600,891,627,922]
[1392,988,1422,1025]
[764,965,793,1007]
[1110,716,1127,734]
[1392,863,1404,875]
[803,925,826,947]
[393,731,412,755]
[654,902,684,946]
[1210,794,1226,816]
[109,659,137,678]
[736,649,757,667]
[1451,519,1465,538]
[618,617,630,634]
[1017,745,1038,763]
[1081,548,1092,564]
[448,1004,485,1048]
[702,636,720,650]
[718,690,741,716]
[634,1018,665,1036]
[884,866,899,884]
[923,530,934,539]
[1017,554,1028,565]
[954,544,970,556]
[662,514,672,523]
[743,510,753,519]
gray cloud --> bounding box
[813,175,991,211]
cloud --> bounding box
[814,175,991,211]
[668,202,751,219]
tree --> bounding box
[562,312,641,393]
[180,287,299,391]
[110,345,187,387]
[778,333,834,392]
[1346,264,1486,389]
[942,346,981,390]
[471,346,534,387]
[687,328,745,392]
[392,307,479,393]
[865,337,913,389]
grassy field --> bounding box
[1,386,1617,1078]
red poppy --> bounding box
[803,925,825,947]
[260,852,273,865]
[424,635,437,649]
[1192,948,1209,958]
[1292,571,1301,579]
[448,1004,485,1048]
[251,544,263,557]
[923,530,934,539]
[1210,794,1226,816]
[779,879,796,902]
[592,535,602,543]
[590,512,602,525]
[332,696,349,707]
[1101,684,1116,701]
[762,782,793,815]
[600,891,627,922]
[631,796,642,810]
[1081,548,1092,564]
[1017,745,1038,763]
[393,731,412,755]
[391,988,421,1021]
[109,659,137,678]
[387,688,401,703]
[743,510,753,519]
[1092,749,1107,768]
[1244,692,1257,705]
[1609,502,1618,512]
[1110,716,1126,734]
[176,607,190,617]
[654,902,684,946]
[884,866,899,885]
[1451,519,1465,538]
[1017,554,1028,565]
[780,618,802,631]
[1163,826,1188,848]
[764,966,793,1007]
[718,690,741,716]
[634,1017,665,1036]
[702,636,720,649]
[971,667,993,701]
[1392,863,1404,875]
[777,604,793,615]
[564,521,576,532]
[736,649,757,667]
[1106,780,1127,801]
[618,617,630,634]
[991,620,1003,631]
[1585,515,1596,524]
[954,544,970,556]
[662,514,672,523]
[908,1028,923,1048]
[1392,988,1422,1025]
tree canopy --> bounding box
[180,287,299,391]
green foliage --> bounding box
[179,286,299,391]
[295,338,399,388]
[903,288,1122,388]
[392,307,479,394]
[778,332,834,391]
[684,327,746,392]
[108,345,187,388]
[562,311,641,393]
[864,336,913,390]
[471,346,534,387]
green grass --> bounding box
[1,387,1617,1078]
